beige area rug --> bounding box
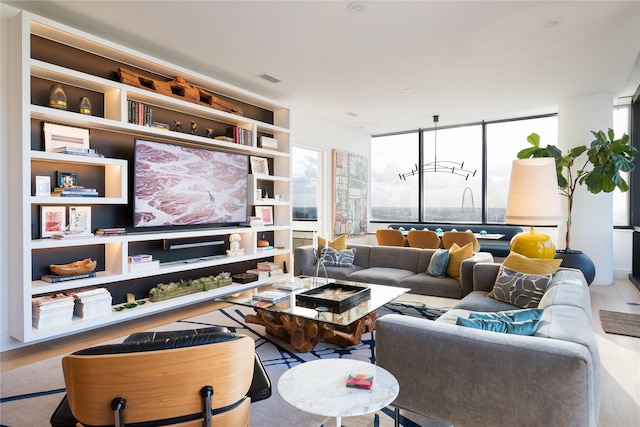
[599,309,640,338]
[1,303,448,427]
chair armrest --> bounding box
[294,246,317,276]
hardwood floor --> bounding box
[1,279,639,426]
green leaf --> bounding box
[526,133,541,147]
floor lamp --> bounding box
[505,158,562,259]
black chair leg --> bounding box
[111,397,126,427]
[394,407,400,427]
[200,385,213,427]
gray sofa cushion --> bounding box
[347,267,416,286]
[399,273,462,298]
[368,246,420,271]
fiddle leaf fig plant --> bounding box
[517,129,636,252]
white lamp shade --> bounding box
[505,158,562,226]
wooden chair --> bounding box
[441,231,481,252]
[376,229,407,246]
[407,230,442,249]
[50,328,269,427]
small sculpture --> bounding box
[206,127,215,138]
[191,121,198,135]
[174,120,182,132]
[226,233,245,257]
[78,96,92,115]
[49,83,68,110]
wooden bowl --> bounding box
[50,258,97,276]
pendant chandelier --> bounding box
[399,115,476,180]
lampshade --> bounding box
[505,158,562,259]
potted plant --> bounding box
[517,129,636,283]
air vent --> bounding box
[257,73,281,84]
[346,111,359,117]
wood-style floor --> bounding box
[1,279,639,426]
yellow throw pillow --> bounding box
[503,251,562,275]
[318,234,347,252]
[446,242,474,280]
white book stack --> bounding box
[68,287,113,318]
[32,294,75,329]
[246,268,270,280]
[256,262,284,277]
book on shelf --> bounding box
[225,126,253,146]
[50,232,94,240]
[245,269,269,280]
[51,187,99,197]
[214,136,235,143]
[253,290,289,303]
[40,272,97,283]
[256,261,280,271]
[272,281,304,291]
[127,100,153,126]
[128,260,160,272]
[128,254,153,263]
[96,227,127,236]
[32,293,75,307]
[256,245,274,251]
[53,147,102,157]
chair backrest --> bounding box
[62,333,255,426]
[407,230,441,249]
[441,231,481,252]
[376,229,407,246]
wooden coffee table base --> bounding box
[244,310,377,352]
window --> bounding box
[613,105,630,226]
[291,146,319,221]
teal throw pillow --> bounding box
[456,317,540,336]
[426,249,450,277]
[321,247,356,267]
[469,308,544,322]
[487,266,552,308]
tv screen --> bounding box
[133,139,248,228]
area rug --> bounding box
[599,309,640,338]
[1,302,447,427]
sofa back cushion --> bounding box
[347,244,372,268]
[369,246,420,272]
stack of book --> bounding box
[256,261,284,277]
[95,227,126,236]
[67,287,112,318]
[128,254,160,272]
[51,186,99,197]
[245,268,269,280]
[224,126,253,146]
[41,271,97,282]
[32,294,75,329]
[127,100,153,126]
[53,146,102,157]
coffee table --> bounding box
[277,358,399,427]
[218,277,409,352]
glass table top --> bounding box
[217,276,409,327]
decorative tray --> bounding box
[295,283,371,313]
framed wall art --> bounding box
[68,206,92,235]
[43,123,90,152]
[255,206,274,226]
[41,206,66,238]
[250,156,269,175]
[56,171,78,188]
[35,176,51,196]
[332,149,368,237]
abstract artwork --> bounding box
[332,149,368,237]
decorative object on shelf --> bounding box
[56,171,78,187]
[505,158,562,259]
[257,234,270,248]
[517,130,636,283]
[275,194,284,202]
[41,205,66,238]
[48,83,68,110]
[148,275,219,302]
[332,148,368,237]
[190,120,198,135]
[250,156,269,175]
[66,206,92,236]
[255,188,263,201]
[259,135,278,150]
[35,176,51,196]
[215,272,232,287]
[50,258,97,276]
[173,119,182,132]
[206,127,215,138]
[43,123,90,153]
[226,233,245,257]
[399,115,476,180]
[231,273,258,284]
[118,67,244,116]
[255,206,274,225]
[78,96,92,115]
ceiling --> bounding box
[8,1,640,135]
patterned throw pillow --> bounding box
[321,247,356,267]
[426,249,450,277]
[487,266,552,308]
[456,317,540,336]
[469,308,544,322]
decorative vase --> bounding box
[48,83,68,110]
[554,250,596,285]
[78,96,92,115]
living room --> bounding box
[1,1,640,426]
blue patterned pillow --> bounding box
[321,247,356,267]
[456,317,540,336]
[469,308,544,322]
[487,266,552,308]
[426,249,450,277]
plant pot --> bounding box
[554,250,595,285]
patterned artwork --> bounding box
[332,149,368,237]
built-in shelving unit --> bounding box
[8,12,292,342]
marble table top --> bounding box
[277,358,399,419]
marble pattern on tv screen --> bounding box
[133,140,248,227]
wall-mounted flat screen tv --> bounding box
[133,139,248,228]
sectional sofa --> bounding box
[294,244,493,299]
[376,263,600,427]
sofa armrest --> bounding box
[459,252,494,296]
[294,246,317,276]
[376,314,597,427]
[471,262,502,292]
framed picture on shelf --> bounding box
[255,206,273,226]
[57,171,78,188]
[35,176,51,196]
[250,156,269,175]
[41,206,66,238]
[43,123,90,152]
[68,206,92,235]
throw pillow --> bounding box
[503,251,562,275]
[469,308,544,322]
[487,266,552,308]
[456,317,540,336]
[318,234,347,252]
[446,242,473,280]
[426,249,450,277]
[321,247,356,267]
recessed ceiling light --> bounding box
[257,73,281,84]
[348,2,368,14]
